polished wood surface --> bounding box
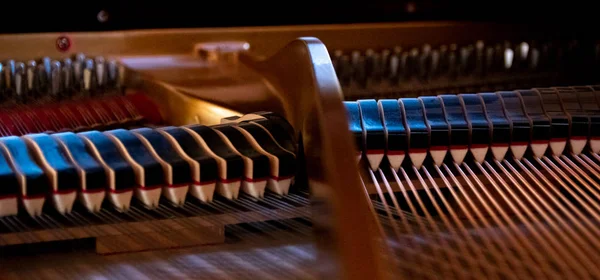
[240,38,391,279]
[0,21,585,279]
[0,21,549,61]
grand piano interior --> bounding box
[0,2,599,279]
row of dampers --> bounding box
[0,114,297,217]
[345,85,600,172]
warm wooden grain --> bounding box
[0,22,544,61]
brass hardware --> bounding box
[194,41,250,64]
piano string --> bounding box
[347,85,600,278]
[0,26,599,278]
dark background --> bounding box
[2,1,597,34]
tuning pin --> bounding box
[503,42,514,71]
[350,50,360,73]
[515,42,529,70]
[62,58,73,94]
[398,51,409,83]
[26,61,37,97]
[419,44,431,80]
[381,49,391,78]
[36,63,48,95]
[75,53,86,62]
[4,60,15,90]
[518,42,530,60]
[438,45,448,74]
[474,40,485,76]
[447,44,458,78]
[484,46,494,74]
[468,44,476,73]
[365,49,375,78]
[354,55,367,88]
[82,58,95,95]
[95,56,106,89]
[14,62,25,102]
[407,48,419,79]
[388,46,401,81]
[42,57,51,79]
[364,49,376,84]
[51,61,62,98]
[350,50,361,66]
[73,60,82,88]
[73,53,85,87]
[430,49,440,78]
[1,62,14,101]
[338,55,352,86]
[332,50,343,74]
[0,63,4,96]
[493,43,504,71]
[398,51,410,80]
[117,63,126,92]
[350,50,361,85]
[528,42,540,70]
[108,59,118,89]
[372,52,383,84]
[458,45,471,76]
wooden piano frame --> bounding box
[0,21,574,279]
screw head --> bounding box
[56,35,72,52]
[97,10,109,23]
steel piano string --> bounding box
[346,85,600,279]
